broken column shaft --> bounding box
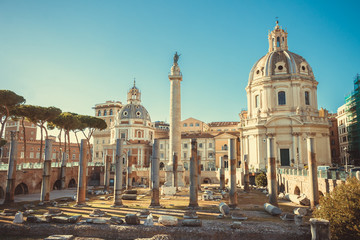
[60,151,66,189]
[40,139,53,202]
[4,131,18,204]
[150,139,160,207]
[267,137,278,206]
[307,138,319,209]
[104,155,111,191]
[219,156,225,190]
[197,155,201,190]
[76,139,88,205]
[229,138,238,208]
[113,139,123,207]
[173,153,178,189]
[188,139,199,208]
[127,151,132,190]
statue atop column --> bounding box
[173,52,181,65]
[171,52,181,76]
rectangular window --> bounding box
[36,152,40,158]
[255,95,260,108]
[199,143,203,148]
[208,152,213,158]
[343,136,347,142]
[121,133,126,139]
[183,152,187,159]
[209,143,213,148]
[160,153,164,159]
[20,152,24,159]
[30,152,34,158]
[160,144,163,149]
[52,153,56,159]
[278,91,286,105]
[184,143,188,148]
[72,154,76,160]
[305,91,310,105]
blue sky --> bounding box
[1,0,360,123]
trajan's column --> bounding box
[164,52,184,189]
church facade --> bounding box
[240,21,331,172]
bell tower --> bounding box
[268,20,288,52]
[127,79,141,104]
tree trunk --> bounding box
[67,131,71,163]
[39,126,43,163]
[64,130,67,162]
[74,131,81,151]
[58,129,62,162]
[0,105,10,139]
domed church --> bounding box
[240,21,331,172]
[110,81,154,186]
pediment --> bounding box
[264,116,303,127]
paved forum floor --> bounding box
[13,188,77,202]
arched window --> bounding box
[110,109,113,115]
[97,110,101,116]
[255,95,260,108]
[278,91,286,105]
[305,91,310,105]
[277,37,280,47]
[104,110,107,116]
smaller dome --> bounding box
[118,103,151,122]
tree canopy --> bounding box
[0,90,26,138]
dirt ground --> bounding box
[0,185,312,240]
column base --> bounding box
[161,185,177,196]
[164,164,185,187]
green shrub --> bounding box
[313,177,360,240]
[255,172,267,187]
[0,138,6,147]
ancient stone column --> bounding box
[244,154,250,192]
[165,56,184,187]
[219,156,225,190]
[197,155,201,190]
[307,138,319,209]
[4,131,18,204]
[127,151,132,190]
[228,139,238,208]
[104,155,111,191]
[113,139,123,207]
[150,139,160,207]
[76,139,88,205]
[267,137,278,206]
[60,152,66,189]
[188,139,199,208]
[40,139,53,202]
[173,153,178,189]
[310,218,330,240]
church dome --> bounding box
[118,103,151,122]
[248,21,315,85]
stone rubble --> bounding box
[110,216,124,225]
[158,215,178,226]
[183,210,198,219]
[13,211,24,224]
[89,209,107,217]
[144,213,154,226]
[264,203,282,216]
[231,221,242,229]
[125,214,140,225]
[182,219,202,227]
[219,202,230,216]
